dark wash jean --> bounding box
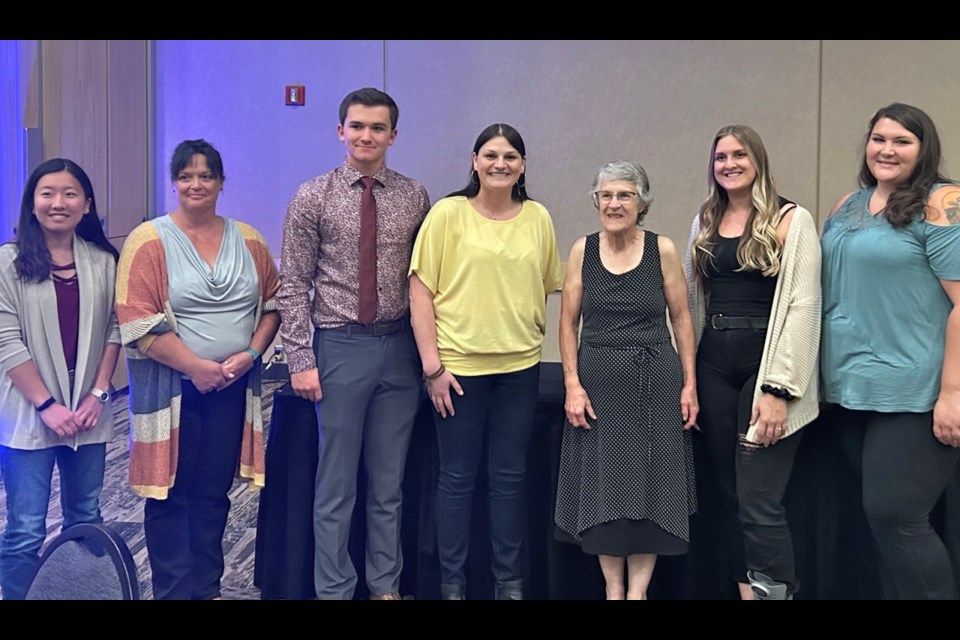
[433,363,540,589]
[696,325,803,594]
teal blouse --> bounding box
[820,186,960,412]
[153,214,259,363]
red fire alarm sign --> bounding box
[285,85,306,106]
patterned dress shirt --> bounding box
[277,161,430,373]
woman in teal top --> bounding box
[821,103,960,599]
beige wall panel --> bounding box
[819,40,960,220]
[23,40,39,129]
[107,40,149,238]
[387,40,821,361]
[41,40,108,209]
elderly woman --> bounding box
[0,158,120,600]
[116,139,280,599]
[686,125,821,600]
[554,161,698,600]
[821,104,960,599]
[409,123,564,600]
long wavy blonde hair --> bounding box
[691,125,784,279]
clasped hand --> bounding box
[190,351,255,394]
[41,393,106,439]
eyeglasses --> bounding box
[595,191,638,204]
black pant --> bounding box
[144,377,247,600]
[832,405,960,599]
[696,326,803,594]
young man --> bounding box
[277,88,430,600]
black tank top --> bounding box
[704,236,776,316]
[704,198,794,316]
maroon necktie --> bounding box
[357,176,378,325]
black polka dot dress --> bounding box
[554,232,697,556]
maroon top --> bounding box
[52,263,79,372]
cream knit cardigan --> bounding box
[684,205,822,442]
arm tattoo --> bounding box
[942,191,960,225]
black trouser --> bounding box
[831,405,960,600]
[696,325,803,594]
[144,376,248,600]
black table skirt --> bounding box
[254,362,960,599]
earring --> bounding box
[470,170,480,185]
[516,173,526,188]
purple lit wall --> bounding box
[154,40,387,252]
[0,40,35,244]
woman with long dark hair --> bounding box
[0,158,121,600]
[409,123,564,600]
[821,103,960,599]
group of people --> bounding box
[0,87,956,602]
[0,141,281,601]
[555,104,959,602]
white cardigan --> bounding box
[684,205,822,441]
[0,237,121,450]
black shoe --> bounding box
[495,579,523,600]
[440,583,465,600]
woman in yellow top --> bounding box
[409,123,564,600]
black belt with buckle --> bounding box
[325,316,410,336]
[708,314,769,330]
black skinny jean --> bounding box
[696,325,803,594]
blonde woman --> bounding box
[685,125,821,600]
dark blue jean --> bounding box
[0,443,105,600]
[434,363,539,588]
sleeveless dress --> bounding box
[554,231,697,555]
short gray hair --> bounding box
[590,160,653,224]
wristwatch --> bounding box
[89,387,110,404]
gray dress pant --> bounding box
[311,326,421,599]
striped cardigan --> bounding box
[684,205,822,441]
[115,218,280,499]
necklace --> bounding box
[471,199,520,221]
